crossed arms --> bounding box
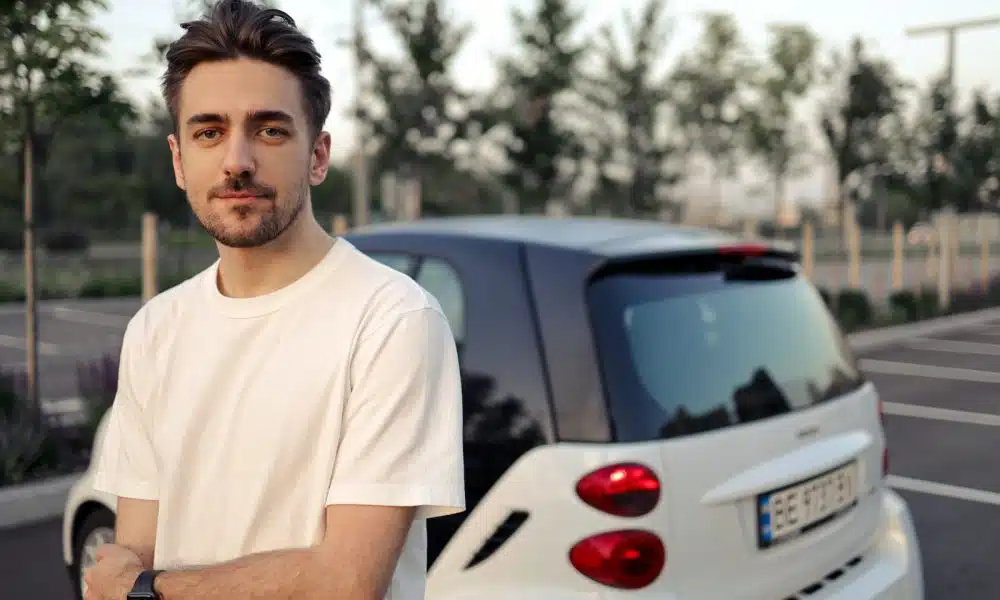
[109,498,415,600]
[89,306,465,600]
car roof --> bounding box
[349,215,768,257]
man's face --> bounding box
[167,58,331,248]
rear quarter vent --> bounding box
[463,510,530,569]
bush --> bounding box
[0,282,24,303]
[78,275,142,298]
[836,288,873,332]
[41,229,89,253]
[916,287,938,318]
[0,367,60,486]
[76,353,119,442]
[0,230,22,252]
[888,290,919,323]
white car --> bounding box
[63,217,925,599]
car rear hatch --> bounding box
[583,244,888,599]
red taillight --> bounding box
[576,463,661,517]
[569,530,665,589]
[717,243,769,257]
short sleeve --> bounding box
[326,307,465,520]
[91,317,159,500]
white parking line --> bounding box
[905,337,1000,356]
[0,334,61,356]
[882,401,1000,426]
[860,359,1000,384]
[50,306,129,328]
[888,475,1000,506]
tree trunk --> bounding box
[22,111,40,426]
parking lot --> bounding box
[862,321,1000,598]
[0,300,999,597]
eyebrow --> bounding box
[185,110,295,127]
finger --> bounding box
[95,543,115,561]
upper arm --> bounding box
[115,497,159,568]
[92,316,159,500]
[324,306,466,519]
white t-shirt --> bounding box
[92,239,466,598]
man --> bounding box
[83,1,464,599]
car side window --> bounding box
[414,258,465,343]
[368,252,415,275]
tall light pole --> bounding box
[905,16,1000,86]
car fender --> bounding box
[62,412,117,566]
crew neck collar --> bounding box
[203,238,351,319]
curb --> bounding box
[0,473,81,530]
[2,306,1000,530]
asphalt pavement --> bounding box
[0,298,139,402]
[1,300,1000,598]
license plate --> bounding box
[757,462,858,548]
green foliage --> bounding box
[0,0,135,226]
[671,12,753,180]
[357,0,479,214]
[818,37,908,216]
[887,290,919,323]
[585,0,682,218]
[835,288,873,331]
[76,354,118,441]
[743,24,819,221]
[494,0,589,213]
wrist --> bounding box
[120,566,145,597]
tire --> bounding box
[70,508,116,600]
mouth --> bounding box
[216,193,269,202]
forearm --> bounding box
[154,546,335,600]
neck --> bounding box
[215,212,335,299]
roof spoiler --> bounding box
[589,239,802,279]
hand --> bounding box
[83,543,143,600]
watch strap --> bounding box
[128,569,164,598]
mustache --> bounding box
[209,176,276,198]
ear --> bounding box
[167,133,187,190]
[309,131,332,186]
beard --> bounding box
[193,174,308,248]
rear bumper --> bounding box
[810,489,924,600]
[801,487,924,600]
[427,488,924,600]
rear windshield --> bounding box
[587,265,865,443]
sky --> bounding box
[92,0,1000,214]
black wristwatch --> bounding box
[127,569,164,599]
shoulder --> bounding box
[332,240,449,336]
[120,265,214,357]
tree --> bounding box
[818,37,907,232]
[356,0,476,215]
[743,24,819,224]
[960,92,1000,211]
[671,12,753,209]
[493,0,589,214]
[584,0,681,217]
[0,0,134,411]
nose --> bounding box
[222,133,256,179]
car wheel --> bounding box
[71,508,116,600]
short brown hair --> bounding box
[161,0,331,137]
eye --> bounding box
[195,129,221,141]
[260,127,289,139]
